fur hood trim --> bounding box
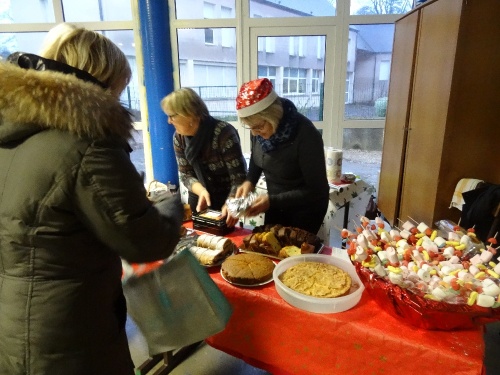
[0,62,134,141]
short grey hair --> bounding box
[160,87,210,119]
[238,98,283,132]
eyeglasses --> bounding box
[241,122,267,132]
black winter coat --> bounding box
[247,99,329,234]
[0,57,183,374]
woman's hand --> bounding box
[192,182,211,212]
[235,181,254,198]
[244,194,270,217]
[221,204,239,228]
[196,189,211,212]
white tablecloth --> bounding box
[322,180,375,247]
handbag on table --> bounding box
[122,249,232,355]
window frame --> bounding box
[0,0,405,182]
[167,0,401,152]
[0,0,146,172]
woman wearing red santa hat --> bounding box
[234,78,329,234]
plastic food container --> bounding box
[273,254,364,314]
[192,209,234,236]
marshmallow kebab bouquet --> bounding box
[342,217,500,330]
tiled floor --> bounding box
[126,318,271,375]
[127,317,500,375]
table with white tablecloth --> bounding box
[320,179,375,247]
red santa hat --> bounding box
[236,78,278,117]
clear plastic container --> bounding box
[434,219,485,253]
[273,254,364,314]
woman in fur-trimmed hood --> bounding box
[0,24,183,375]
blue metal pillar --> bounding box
[138,0,178,185]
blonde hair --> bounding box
[239,98,283,132]
[39,23,131,96]
[160,87,209,119]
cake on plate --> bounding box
[242,224,322,259]
[279,262,352,298]
[221,253,275,285]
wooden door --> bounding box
[398,0,463,224]
[377,11,419,226]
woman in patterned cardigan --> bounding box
[161,88,247,227]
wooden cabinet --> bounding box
[378,0,500,227]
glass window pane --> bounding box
[379,60,391,80]
[257,35,326,121]
[130,130,145,177]
[1,0,55,23]
[102,30,141,122]
[0,32,47,59]
[62,0,132,22]
[205,28,214,44]
[344,24,394,120]
[177,28,238,121]
[250,0,336,17]
[342,128,383,190]
[175,0,235,20]
[204,2,216,18]
[221,6,232,17]
[350,0,412,15]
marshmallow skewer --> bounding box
[407,216,419,224]
[398,218,416,232]
[352,219,362,233]
[342,216,500,308]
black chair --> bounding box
[461,183,500,243]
